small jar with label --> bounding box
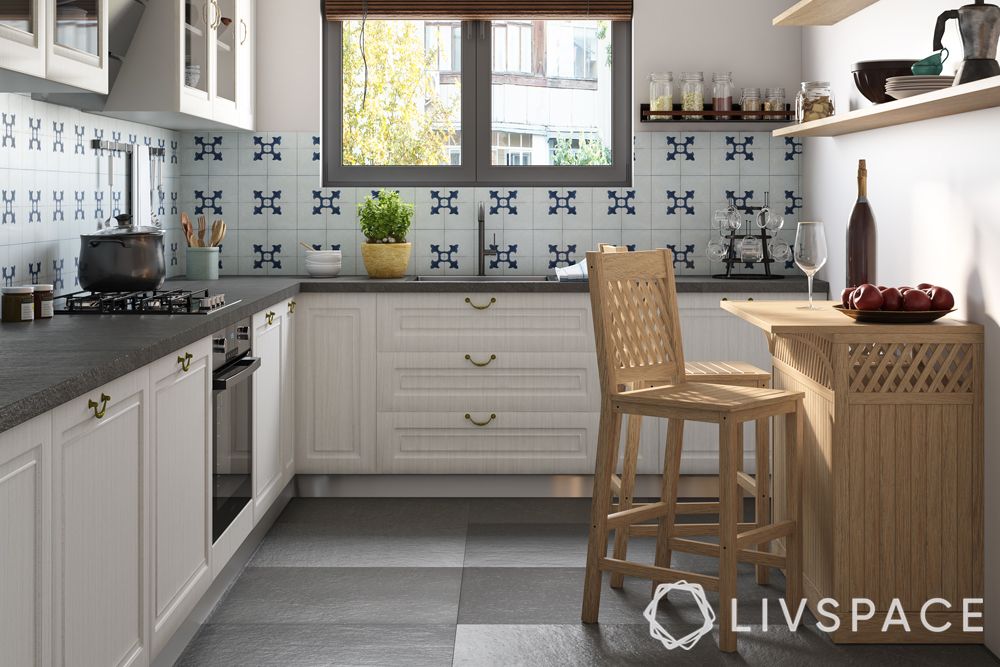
[764,87,786,120]
[680,72,705,119]
[796,81,835,123]
[741,87,762,120]
[2,286,35,323]
[33,284,54,319]
[649,73,673,115]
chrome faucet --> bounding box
[478,201,497,276]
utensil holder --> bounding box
[186,247,219,281]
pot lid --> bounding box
[86,224,164,237]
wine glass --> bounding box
[794,221,828,309]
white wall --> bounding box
[632,0,802,131]
[801,0,999,653]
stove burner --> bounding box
[55,289,234,315]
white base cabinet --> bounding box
[52,367,150,667]
[0,413,51,667]
[252,305,285,522]
[149,339,213,658]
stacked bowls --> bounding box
[305,249,342,277]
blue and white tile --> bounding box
[621,229,653,251]
[649,175,681,202]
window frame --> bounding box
[322,19,632,188]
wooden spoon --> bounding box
[180,212,195,247]
[197,216,207,247]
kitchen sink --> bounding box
[413,275,557,282]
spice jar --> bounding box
[741,87,762,120]
[796,81,835,123]
[33,284,54,319]
[764,87,786,120]
[2,286,35,323]
[649,72,673,115]
[712,72,734,120]
[680,72,704,119]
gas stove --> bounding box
[55,289,239,315]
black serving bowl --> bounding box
[852,60,918,104]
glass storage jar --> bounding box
[741,87,762,120]
[649,73,674,116]
[2,286,34,323]
[33,283,54,319]
[796,81,835,123]
[712,72,734,120]
[680,72,704,119]
[764,87,786,120]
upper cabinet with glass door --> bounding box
[105,0,254,130]
[0,0,108,93]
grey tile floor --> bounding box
[177,498,1000,666]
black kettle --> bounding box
[935,0,1000,84]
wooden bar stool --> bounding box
[598,245,774,590]
[580,248,805,653]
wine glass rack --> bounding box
[713,197,787,281]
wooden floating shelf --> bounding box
[640,103,794,124]
[773,0,880,26]
[773,76,1000,138]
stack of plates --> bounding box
[304,249,342,278]
[885,75,955,99]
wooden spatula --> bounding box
[180,212,195,247]
[197,215,207,248]
[209,219,226,247]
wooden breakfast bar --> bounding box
[721,300,984,644]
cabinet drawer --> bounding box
[377,352,599,412]
[376,293,594,352]
[377,412,599,474]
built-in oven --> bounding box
[212,318,260,543]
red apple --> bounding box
[917,282,935,290]
[928,286,955,311]
[902,289,932,311]
[841,287,855,308]
[852,284,884,311]
[879,286,903,311]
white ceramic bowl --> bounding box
[305,258,343,267]
[306,264,341,278]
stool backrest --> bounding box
[586,248,686,394]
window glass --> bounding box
[341,19,460,166]
[490,19,612,167]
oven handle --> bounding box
[213,356,261,391]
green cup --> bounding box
[912,49,949,75]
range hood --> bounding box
[33,0,147,111]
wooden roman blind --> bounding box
[324,0,633,21]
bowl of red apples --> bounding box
[835,283,955,323]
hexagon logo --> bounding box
[643,581,716,651]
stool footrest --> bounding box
[736,520,794,549]
[599,557,719,592]
[669,538,786,568]
[607,501,670,528]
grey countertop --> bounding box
[0,274,828,434]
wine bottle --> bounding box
[847,159,877,287]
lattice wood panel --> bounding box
[847,342,975,394]
[772,334,834,389]
[605,278,679,374]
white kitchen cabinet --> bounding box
[105,0,255,130]
[52,367,149,667]
[0,0,109,92]
[252,304,284,521]
[280,297,296,486]
[0,412,51,667]
[296,293,377,474]
[148,339,212,659]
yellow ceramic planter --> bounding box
[361,242,411,279]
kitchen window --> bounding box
[322,4,632,187]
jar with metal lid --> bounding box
[712,72,734,120]
[33,284,54,319]
[2,286,35,323]
[741,87,762,120]
[796,81,835,123]
[680,72,704,119]
[764,87,786,120]
[649,72,673,115]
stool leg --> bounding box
[653,418,684,593]
[719,417,740,653]
[755,416,771,586]
[611,414,642,589]
[784,405,804,608]
[582,403,622,623]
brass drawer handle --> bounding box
[265,311,275,326]
[465,297,496,310]
[177,352,193,372]
[465,413,496,427]
[465,354,496,367]
[88,393,111,419]
[288,300,296,314]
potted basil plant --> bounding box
[358,189,414,279]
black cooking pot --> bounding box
[79,215,166,292]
